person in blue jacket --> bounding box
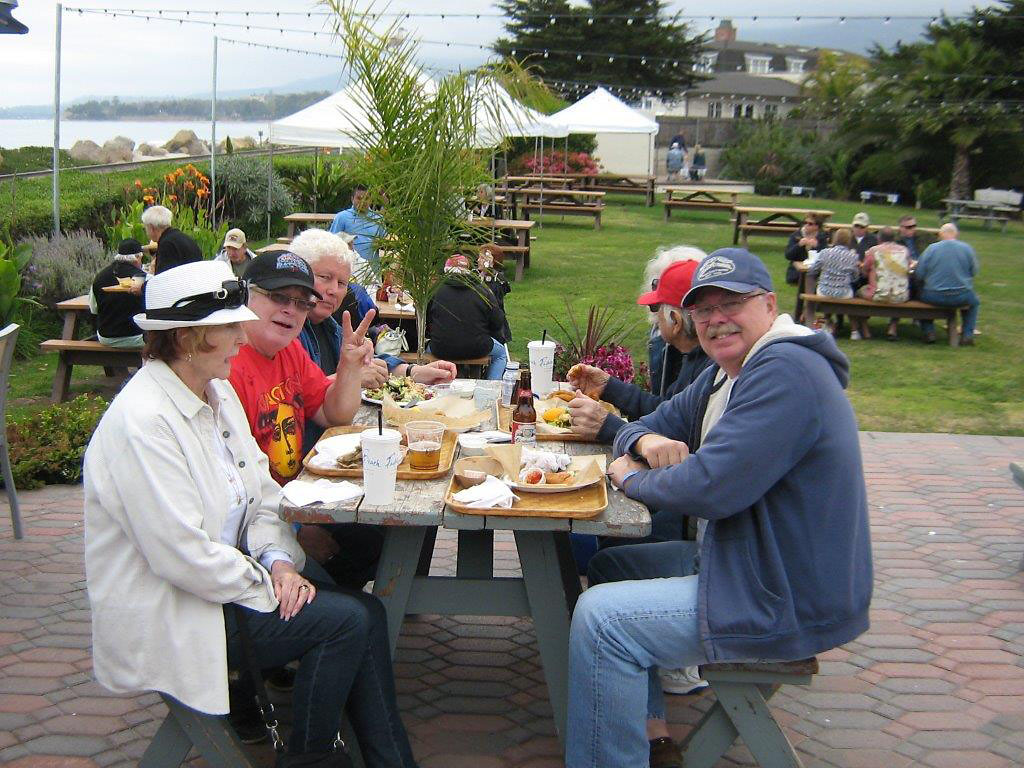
[329,184,384,270]
[566,248,873,768]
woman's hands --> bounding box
[270,560,316,621]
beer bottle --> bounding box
[511,370,537,446]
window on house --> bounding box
[786,57,806,74]
[764,104,778,119]
[698,53,718,72]
[745,55,772,74]
[708,101,722,118]
[744,104,755,118]
[733,103,744,119]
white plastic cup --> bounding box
[527,339,557,397]
[360,428,403,505]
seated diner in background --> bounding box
[915,222,980,346]
[566,249,872,768]
[783,213,829,285]
[426,254,509,380]
[477,243,512,341]
[214,227,257,278]
[860,226,912,341]
[88,238,147,348]
[143,204,203,275]
[809,227,869,339]
[83,260,419,768]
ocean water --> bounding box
[0,119,270,150]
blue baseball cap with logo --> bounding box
[682,248,773,307]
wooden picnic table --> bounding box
[281,403,651,745]
[663,186,744,221]
[283,212,336,239]
[517,188,606,229]
[466,217,536,280]
[567,173,656,206]
[732,206,834,247]
[941,198,1014,231]
[499,175,573,190]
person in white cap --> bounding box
[215,228,257,278]
[83,260,418,768]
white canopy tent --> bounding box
[546,87,659,175]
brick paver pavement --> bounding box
[1,432,1023,768]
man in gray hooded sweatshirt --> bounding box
[565,248,873,768]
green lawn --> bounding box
[11,192,1023,435]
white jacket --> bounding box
[84,360,305,714]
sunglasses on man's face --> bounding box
[903,223,917,229]
[251,285,317,312]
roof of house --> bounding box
[705,39,821,74]
[685,72,804,99]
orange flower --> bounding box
[143,195,155,204]
[134,179,142,189]
[169,194,178,202]
[184,181,195,190]
[195,188,208,198]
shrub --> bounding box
[19,229,108,308]
[5,394,108,489]
[720,120,824,194]
[0,146,73,174]
[216,154,294,231]
[510,150,600,176]
[282,156,356,214]
[850,151,912,197]
[914,178,946,209]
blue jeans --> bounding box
[567,541,704,768]
[227,585,416,765]
[919,287,980,339]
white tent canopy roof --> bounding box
[546,87,658,135]
[271,75,565,149]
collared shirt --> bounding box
[329,206,384,265]
[84,360,304,715]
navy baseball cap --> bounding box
[243,251,322,300]
[682,248,773,307]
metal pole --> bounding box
[211,35,218,228]
[266,126,273,242]
[52,3,63,237]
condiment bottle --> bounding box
[511,370,537,446]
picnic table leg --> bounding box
[152,695,255,768]
[372,526,429,656]
[732,215,742,245]
[679,698,740,768]
[518,230,530,271]
[594,211,601,230]
[708,682,802,768]
[456,529,494,578]
[515,530,575,744]
[138,713,194,768]
[947,310,960,347]
[51,352,73,404]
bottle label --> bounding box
[511,421,537,445]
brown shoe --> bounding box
[649,736,684,768]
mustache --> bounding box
[705,322,742,339]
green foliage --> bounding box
[104,199,149,249]
[794,51,869,120]
[281,156,355,214]
[171,205,229,261]
[6,395,108,489]
[19,230,108,309]
[849,151,911,196]
[821,148,855,201]
[719,121,823,195]
[224,136,235,155]
[913,178,946,210]
[215,154,294,233]
[493,0,707,102]
[0,146,73,174]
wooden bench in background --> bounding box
[682,658,818,768]
[733,206,834,246]
[663,187,742,221]
[777,184,815,197]
[800,294,968,346]
[40,339,141,403]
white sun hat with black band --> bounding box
[134,260,259,331]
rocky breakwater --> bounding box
[68,130,259,166]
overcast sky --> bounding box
[1,1,992,108]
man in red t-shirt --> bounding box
[229,252,375,485]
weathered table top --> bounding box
[280,403,651,538]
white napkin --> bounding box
[475,430,513,443]
[313,434,362,459]
[281,478,363,507]
[452,475,519,509]
[397,302,415,313]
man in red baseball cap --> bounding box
[566,257,713,445]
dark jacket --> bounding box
[91,262,146,339]
[481,268,512,341]
[784,229,829,284]
[426,275,506,360]
[155,228,203,274]
[853,233,878,260]
[596,345,714,444]
[614,331,872,662]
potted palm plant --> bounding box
[325,3,501,362]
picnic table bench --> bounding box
[518,188,606,229]
[800,294,967,346]
[942,198,1013,231]
[663,186,744,221]
[733,206,834,246]
[281,405,650,745]
[499,175,573,190]
[860,190,900,205]
[283,212,335,239]
[777,184,815,197]
[40,295,141,403]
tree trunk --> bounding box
[949,145,971,200]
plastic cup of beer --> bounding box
[359,428,403,505]
[405,420,445,471]
[527,339,557,397]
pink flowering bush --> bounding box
[513,151,600,176]
[551,302,636,383]
[581,344,636,384]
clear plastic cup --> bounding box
[527,339,557,397]
[359,428,403,505]
[405,420,446,471]
[473,381,502,430]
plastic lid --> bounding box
[505,361,520,370]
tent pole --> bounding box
[538,136,543,226]
[266,124,273,242]
[52,3,62,237]
[211,35,218,229]
[313,150,319,213]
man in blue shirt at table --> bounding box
[915,222,980,345]
[329,184,384,271]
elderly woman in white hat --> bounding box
[83,261,418,768]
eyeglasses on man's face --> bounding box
[688,292,766,323]
[251,285,317,312]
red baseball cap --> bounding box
[636,259,700,307]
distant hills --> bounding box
[64,91,330,121]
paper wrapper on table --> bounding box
[383,394,490,432]
[483,444,605,493]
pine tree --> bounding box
[493,0,705,103]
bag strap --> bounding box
[233,605,286,754]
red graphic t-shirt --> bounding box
[228,340,330,484]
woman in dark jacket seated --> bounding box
[476,243,512,342]
[427,255,508,379]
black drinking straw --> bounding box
[541,329,547,345]
[377,407,383,435]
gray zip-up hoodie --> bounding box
[614,326,873,662]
